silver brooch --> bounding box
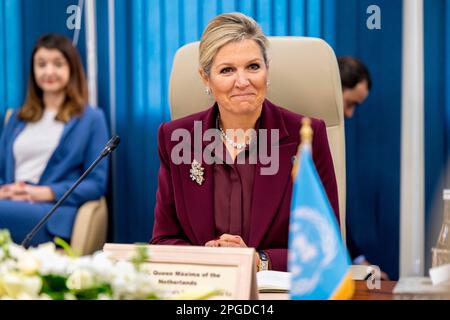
[189,159,205,185]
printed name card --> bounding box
[103,243,258,299]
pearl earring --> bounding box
[205,87,211,95]
[266,80,271,87]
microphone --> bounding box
[101,135,120,157]
[21,135,120,249]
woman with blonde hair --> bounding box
[151,13,339,271]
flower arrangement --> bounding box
[0,229,160,300]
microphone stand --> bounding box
[21,136,120,249]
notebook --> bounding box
[256,265,371,293]
[256,271,291,293]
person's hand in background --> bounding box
[0,182,28,200]
[360,258,390,280]
[22,185,55,202]
[0,182,54,202]
[0,184,11,199]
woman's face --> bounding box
[33,48,70,94]
[201,39,268,117]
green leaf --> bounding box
[54,237,79,257]
[145,292,160,300]
[130,243,149,269]
[40,274,69,300]
[73,284,113,300]
[0,229,12,246]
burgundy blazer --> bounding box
[151,99,340,271]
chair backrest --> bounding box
[71,197,108,255]
[169,36,346,238]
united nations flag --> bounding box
[288,118,354,300]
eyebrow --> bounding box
[35,57,65,62]
[215,58,262,68]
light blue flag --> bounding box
[288,142,354,300]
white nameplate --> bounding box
[103,243,258,300]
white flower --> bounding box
[63,293,77,300]
[66,268,95,290]
[0,277,6,297]
[0,228,164,300]
[97,293,112,300]
[38,253,72,276]
[8,244,27,259]
[0,272,42,299]
[17,253,40,275]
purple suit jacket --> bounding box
[151,99,340,271]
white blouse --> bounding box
[13,110,64,184]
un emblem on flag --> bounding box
[288,207,338,295]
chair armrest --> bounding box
[70,197,108,255]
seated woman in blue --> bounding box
[0,34,109,246]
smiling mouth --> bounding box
[231,93,255,98]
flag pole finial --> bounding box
[292,117,314,180]
[300,117,313,145]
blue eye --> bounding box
[220,67,233,74]
[249,63,260,70]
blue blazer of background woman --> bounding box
[0,34,109,246]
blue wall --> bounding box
[0,0,25,127]
[335,0,403,280]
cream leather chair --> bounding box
[3,109,108,254]
[169,36,346,239]
[70,197,108,255]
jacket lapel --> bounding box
[5,119,25,182]
[39,115,79,183]
[248,100,298,247]
[58,116,79,145]
[5,113,80,184]
[178,107,216,245]
[248,143,297,247]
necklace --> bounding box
[218,126,250,150]
[217,114,254,150]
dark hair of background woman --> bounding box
[19,33,88,123]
